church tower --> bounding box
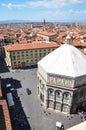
[43,18,46,30]
[43,18,46,25]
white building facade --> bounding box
[37,31,58,41]
[37,35,86,114]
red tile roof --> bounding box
[4,42,60,52]
[0,100,12,130]
[15,40,28,44]
[72,41,86,47]
[38,30,57,36]
[0,35,4,40]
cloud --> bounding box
[2,0,86,9]
[28,0,66,8]
[2,1,66,8]
[2,3,25,8]
[69,0,84,4]
[1,0,86,22]
[46,9,86,21]
[28,0,86,8]
[33,9,86,22]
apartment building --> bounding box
[4,42,60,69]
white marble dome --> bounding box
[38,36,86,78]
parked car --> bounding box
[26,88,31,95]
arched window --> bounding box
[48,88,54,97]
[55,90,62,98]
[63,92,70,100]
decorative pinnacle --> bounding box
[66,34,71,44]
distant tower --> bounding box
[43,18,46,25]
[43,18,46,30]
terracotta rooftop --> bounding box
[0,100,12,130]
[4,42,60,52]
[73,41,86,47]
[0,35,4,40]
[52,37,63,43]
[15,40,28,44]
[38,30,57,36]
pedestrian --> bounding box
[61,125,64,130]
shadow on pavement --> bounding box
[1,77,31,130]
[0,58,9,73]
[5,77,22,89]
[10,90,31,130]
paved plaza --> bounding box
[1,68,82,130]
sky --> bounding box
[0,0,86,22]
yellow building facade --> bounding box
[4,43,60,69]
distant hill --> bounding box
[0,20,52,24]
[0,20,85,24]
[0,20,31,24]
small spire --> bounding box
[66,34,71,44]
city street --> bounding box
[1,68,82,130]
